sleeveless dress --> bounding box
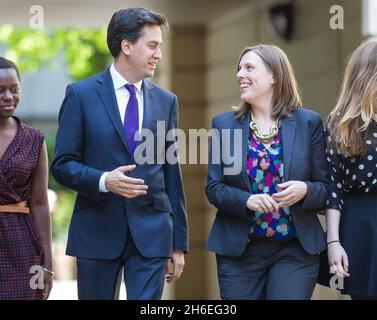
[0,117,44,300]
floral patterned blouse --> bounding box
[247,128,296,240]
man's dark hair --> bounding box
[0,57,20,80]
[107,7,168,58]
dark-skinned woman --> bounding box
[0,57,53,299]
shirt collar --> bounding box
[110,63,142,94]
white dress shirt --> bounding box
[99,64,144,192]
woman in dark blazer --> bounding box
[205,44,329,300]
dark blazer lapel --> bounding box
[97,68,131,155]
[281,113,297,180]
[235,111,251,192]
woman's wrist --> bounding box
[42,266,55,276]
[327,240,340,245]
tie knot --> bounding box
[125,83,137,96]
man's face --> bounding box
[126,24,162,82]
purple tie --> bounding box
[124,83,139,155]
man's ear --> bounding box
[121,39,132,56]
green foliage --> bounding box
[45,134,59,190]
[52,190,76,241]
[45,126,77,240]
[0,25,111,80]
[45,135,72,192]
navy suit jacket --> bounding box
[205,108,328,256]
[51,69,188,259]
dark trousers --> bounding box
[76,230,167,300]
[216,238,319,300]
[351,295,377,300]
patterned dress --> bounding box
[0,117,44,300]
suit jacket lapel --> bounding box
[281,113,297,180]
[235,111,252,192]
[97,68,131,155]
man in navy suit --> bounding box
[51,8,188,300]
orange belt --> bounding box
[0,201,30,214]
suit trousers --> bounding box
[216,238,319,300]
[76,228,167,300]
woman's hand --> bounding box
[42,270,53,300]
[271,181,307,207]
[327,242,350,278]
[246,194,279,213]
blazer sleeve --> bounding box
[296,114,329,211]
[51,84,104,203]
[163,95,189,253]
[205,116,251,219]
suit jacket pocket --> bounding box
[74,193,97,211]
[145,194,173,214]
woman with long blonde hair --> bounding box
[325,39,377,299]
[205,44,328,299]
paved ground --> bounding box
[49,281,348,300]
[49,280,127,300]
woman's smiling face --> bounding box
[237,50,274,105]
[0,68,20,119]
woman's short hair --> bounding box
[0,57,20,80]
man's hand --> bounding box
[105,165,148,198]
[165,250,185,284]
